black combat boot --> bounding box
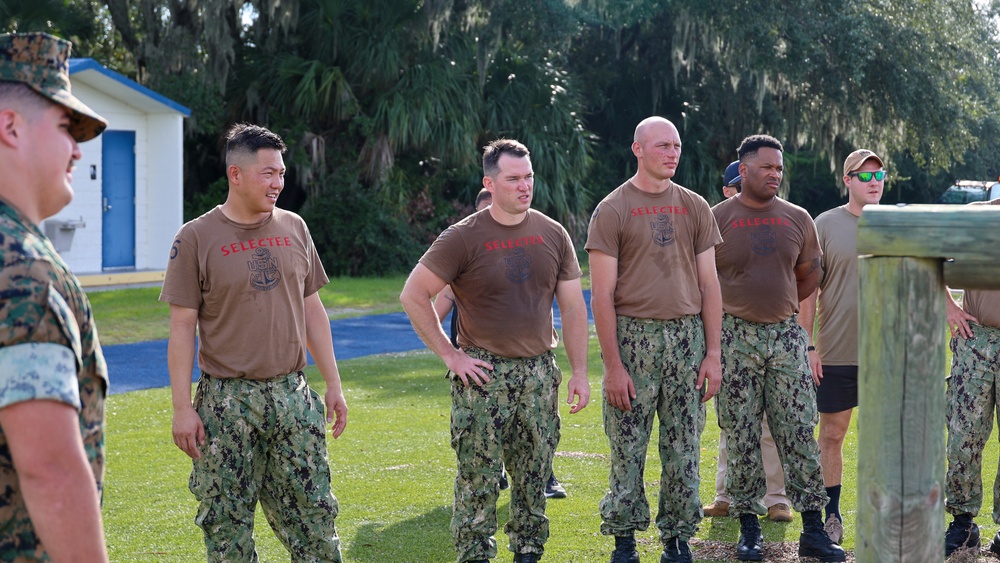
[660,536,692,563]
[944,513,980,556]
[514,553,541,563]
[736,513,763,561]
[610,533,640,563]
[799,510,846,562]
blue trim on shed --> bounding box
[69,58,192,117]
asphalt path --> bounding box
[105,290,593,395]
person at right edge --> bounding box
[942,196,1000,557]
[712,134,844,562]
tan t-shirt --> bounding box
[585,180,722,320]
[420,209,581,358]
[963,199,1000,328]
[713,196,822,324]
[159,207,329,379]
[814,206,860,365]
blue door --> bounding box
[102,130,136,269]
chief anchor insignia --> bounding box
[751,225,778,256]
[248,247,281,291]
[505,247,532,283]
[651,214,675,247]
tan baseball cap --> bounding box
[0,32,108,142]
[843,149,884,176]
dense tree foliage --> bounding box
[5,0,1000,274]
[571,0,1000,208]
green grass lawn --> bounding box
[97,284,994,561]
[104,335,995,563]
[88,271,588,346]
[88,276,411,345]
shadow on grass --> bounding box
[349,505,453,562]
[348,501,516,562]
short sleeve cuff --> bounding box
[0,343,80,411]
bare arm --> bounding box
[168,304,204,460]
[555,277,590,413]
[799,288,822,385]
[432,284,456,324]
[305,291,348,438]
[588,250,635,411]
[794,256,821,303]
[400,264,494,385]
[0,399,108,562]
[695,248,722,402]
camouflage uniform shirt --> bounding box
[0,198,108,558]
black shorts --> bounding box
[816,365,858,413]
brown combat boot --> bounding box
[702,500,730,517]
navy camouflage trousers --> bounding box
[450,347,561,562]
[600,315,706,543]
[191,372,341,562]
[946,323,1000,519]
[717,314,828,515]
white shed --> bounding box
[46,58,190,286]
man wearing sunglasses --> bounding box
[799,149,886,547]
[712,135,844,562]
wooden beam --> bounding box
[857,204,1000,290]
[856,256,946,561]
[943,259,1000,290]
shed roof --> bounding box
[69,58,191,117]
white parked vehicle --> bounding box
[937,179,1000,204]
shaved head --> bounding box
[634,116,678,145]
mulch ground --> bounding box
[690,540,1000,562]
[691,539,855,562]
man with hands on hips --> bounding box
[401,138,589,563]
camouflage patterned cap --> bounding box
[0,32,108,142]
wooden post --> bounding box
[855,256,945,561]
[855,204,1000,561]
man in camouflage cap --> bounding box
[0,32,110,560]
[0,32,106,142]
